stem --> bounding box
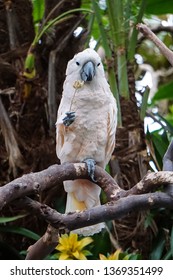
[128,0,146,61]
[85,11,95,48]
[124,0,131,48]
[5,1,19,49]
[92,1,111,57]
[92,0,121,125]
[108,0,129,99]
[140,86,150,121]
[33,8,93,45]
[48,50,57,131]
[109,69,122,126]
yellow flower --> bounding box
[100,248,141,260]
[99,249,123,260]
[55,232,93,260]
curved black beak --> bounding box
[81,61,95,82]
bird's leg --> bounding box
[63,112,75,127]
[83,158,97,182]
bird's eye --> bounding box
[76,61,80,66]
[97,62,100,67]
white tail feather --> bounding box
[64,179,105,236]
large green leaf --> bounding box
[146,0,173,15]
[152,81,173,102]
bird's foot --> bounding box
[83,158,97,182]
[63,112,75,127]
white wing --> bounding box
[105,95,117,165]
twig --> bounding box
[137,23,173,66]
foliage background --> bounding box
[0,0,173,259]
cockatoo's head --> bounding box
[66,48,105,82]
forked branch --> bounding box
[1,163,173,259]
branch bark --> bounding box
[16,192,173,232]
[0,163,121,210]
[137,23,173,66]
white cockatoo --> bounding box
[56,48,117,236]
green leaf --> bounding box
[146,0,173,15]
[152,81,173,102]
[144,212,155,229]
[24,52,36,78]
[156,113,173,135]
[0,214,27,224]
[33,7,93,44]
[140,86,150,120]
[150,231,165,259]
[0,226,40,241]
[146,128,169,169]
[128,254,141,260]
[150,130,168,158]
[31,0,45,24]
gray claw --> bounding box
[83,158,97,182]
[63,111,75,126]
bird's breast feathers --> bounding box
[56,85,116,165]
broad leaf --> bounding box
[152,81,173,102]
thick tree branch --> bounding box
[1,162,173,259]
[16,192,173,232]
[15,190,173,260]
[0,163,121,210]
[2,162,173,210]
[25,224,60,260]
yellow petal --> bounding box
[99,254,107,260]
[77,237,93,250]
[59,253,70,260]
[73,251,87,260]
[78,253,87,260]
[111,249,122,260]
[69,233,78,249]
[123,255,130,260]
[55,244,66,252]
[72,250,80,259]
[59,234,70,249]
